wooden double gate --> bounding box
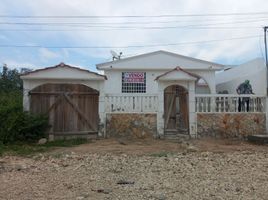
[29,84,99,135]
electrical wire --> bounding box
[0,26,262,32]
[0,35,260,49]
[0,17,266,28]
[1,11,268,18]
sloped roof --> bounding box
[21,62,107,80]
[96,50,224,70]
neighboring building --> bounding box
[216,58,267,95]
[21,50,267,140]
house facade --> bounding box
[21,50,267,140]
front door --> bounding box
[164,85,189,134]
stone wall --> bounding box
[106,113,157,139]
[197,113,266,138]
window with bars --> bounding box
[122,72,146,93]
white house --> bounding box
[21,50,267,140]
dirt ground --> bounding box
[1,138,268,200]
[61,137,268,155]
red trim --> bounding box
[154,66,200,80]
[20,62,107,80]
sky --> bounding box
[0,0,268,72]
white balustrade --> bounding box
[105,94,158,113]
[195,94,266,113]
[105,94,266,113]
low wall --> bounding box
[197,113,266,138]
[106,113,157,138]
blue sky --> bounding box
[0,0,268,72]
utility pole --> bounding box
[264,27,268,133]
[264,26,268,68]
[264,26,268,93]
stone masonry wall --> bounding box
[197,113,266,138]
[106,113,157,139]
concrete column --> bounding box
[157,84,165,138]
[22,85,30,111]
[208,78,217,112]
[188,81,197,138]
[98,83,106,137]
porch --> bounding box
[104,94,267,138]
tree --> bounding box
[0,65,48,144]
[0,64,23,92]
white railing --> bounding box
[105,94,158,113]
[195,94,266,113]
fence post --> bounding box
[211,95,216,112]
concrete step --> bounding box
[165,132,188,136]
[248,134,268,144]
[164,132,190,140]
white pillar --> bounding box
[22,81,30,111]
[157,84,165,138]
[98,83,106,137]
[208,79,216,112]
[188,81,197,138]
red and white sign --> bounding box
[123,72,145,83]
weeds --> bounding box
[0,138,89,157]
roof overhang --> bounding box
[21,63,107,81]
[96,50,224,71]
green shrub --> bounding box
[0,92,49,144]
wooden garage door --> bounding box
[29,84,99,134]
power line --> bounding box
[0,35,260,49]
[0,18,264,31]
[0,26,261,32]
[1,11,268,18]
[0,17,266,27]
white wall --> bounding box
[196,85,210,94]
[104,69,215,95]
[216,58,267,95]
[104,70,160,94]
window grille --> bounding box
[122,72,146,93]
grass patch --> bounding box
[150,151,174,157]
[0,143,48,156]
[0,138,89,157]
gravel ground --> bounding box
[0,139,268,200]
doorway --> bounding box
[164,85,189,134]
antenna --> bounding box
[110,50,122,60]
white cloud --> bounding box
[1,0,268,66]
[39,48,60,60]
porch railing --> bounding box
[195,94,266,113]
[105,94,158,113]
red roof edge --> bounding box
[154,66,200,80]
[20,62,107,80]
